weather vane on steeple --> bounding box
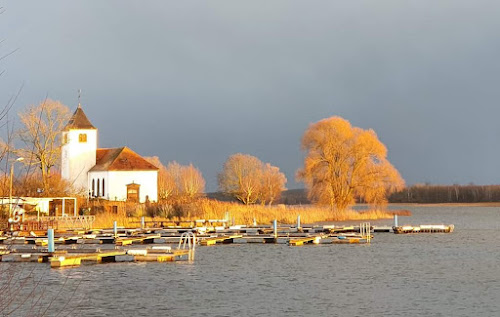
[78,89,82,108]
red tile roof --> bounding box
[90,147,159,172]
[64,106,96,130]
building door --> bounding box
[126,183,140,202]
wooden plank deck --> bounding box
[50,250,126,268]
[115,234,161,246]
[200,235,243,246]
[289,236,322,246]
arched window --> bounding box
[92,179,95,196]
[97,179,100,197]
[102,178,105,197]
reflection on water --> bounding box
[1,206,500,316]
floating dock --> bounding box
[393,224,454,234]
[200,234,243,246]
[0,246,194,268]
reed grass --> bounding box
[90,198,409,229]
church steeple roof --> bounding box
[64,106,96,130]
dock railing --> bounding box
[360,222,371,243]
[178,232,196,261]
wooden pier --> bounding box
[1,220,455,265]
[50,250,126,268]
[289,235,322,246]
[393,224,454,234]
[200,234,243,246]
[115,234,161,246]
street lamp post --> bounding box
[9,157,24,219]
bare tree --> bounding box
[179,163,205,199]
[259,163,287,205]
[297,116,404,212]
[144,157,205,202]
[145,156,177,201]
[166,161,183,197]
[16,99,70,194]
[218,153,263,205]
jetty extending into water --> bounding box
[0,215,455,268]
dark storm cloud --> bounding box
[1,0,500,190]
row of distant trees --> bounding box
[389,184,500,203]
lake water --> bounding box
[2,206,500,317]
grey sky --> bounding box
[1,1,500,191]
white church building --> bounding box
[61,105,158,203]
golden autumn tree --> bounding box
[297,116,404,212]
[260,163,287,205]
[218,153,287,205]
[16,99,71,193]
[179,163,205,199]
[218,153,263,205]
[145,156,177,201]
[144,158,205,202]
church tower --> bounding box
[61,105,97,192]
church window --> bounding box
[97,179,100,197]
[79,133,87,143]
[102,179,105,197]
[92,179,95,196]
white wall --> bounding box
[61,129,97,191]
[91,170,158,203]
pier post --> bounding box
[48,228,55,253]
[141,217,145,229]
[394,215,398,227]
[113,221,118,238]
[297,215,301,231]
[273,219,277,238]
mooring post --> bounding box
[394,215,398,227]
[297,215,301,230]
[273,219,277,238]
[48,228,55,253]
[113,221,118,238]
[141,216,145,229]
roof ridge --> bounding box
[91,147,159,172]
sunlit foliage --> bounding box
[218,153,287,205]
[297,116,404,212]
[144,157,205,202]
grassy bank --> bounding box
[92,199,410,229]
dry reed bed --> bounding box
[92,199,410,229]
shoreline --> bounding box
[388,202,500,207]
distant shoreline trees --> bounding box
[389,184,500,203]
[297,116,404,212]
